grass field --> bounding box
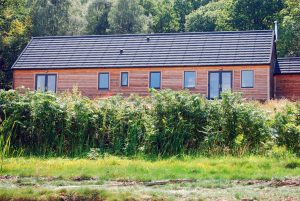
[2,156,300,180]
[0,156,299,200]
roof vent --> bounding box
[120,49,123,55]
[146,37,150,42]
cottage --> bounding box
[274,57,300,100]
[12,30,281,100]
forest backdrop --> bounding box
[0,0,300,89]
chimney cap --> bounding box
[274,21,279,42]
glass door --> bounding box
[208,71,232,99]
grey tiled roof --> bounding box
[12,30,274,69]
[275,57,300,74]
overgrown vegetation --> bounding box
[0,89,299,157]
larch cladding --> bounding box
[13,65,271,100]
[274,74,300,100]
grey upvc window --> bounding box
[98,73,109,90]
[35,74,57,92]
[241,70,254,88]
[149,72,161,89]
[121,72,128,87]
[184,71,196,88]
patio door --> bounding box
[208,71,232,99]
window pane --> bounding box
[184,71,196,88]
[99,73,109,89]
[47,75,56,92]
[209,72,219,99]
[222,72,232,92]
[242,70,254,88]
[36,75,46,92]
[121,72,128,86]
[150,72,161,89]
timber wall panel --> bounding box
[13,65,271,100]
[274,75,300,100]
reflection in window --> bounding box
[99,73,109,90]
[121,72,128,86]
[149,72,161,89]
[241,70,254,88]
[35,74,56,92]
[184,71,196,88]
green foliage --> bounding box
[185,0,233,32]
[30,0,71,36]
[230,0,284,30]
[86,0,111,34]
[202,92,270,155]
[0,0,31,89]
[277,0,300,57]
[148,90,208,156]
[96,95,152,155]
[173,0,194,32]
[273,103,300,155]
[151,0,179,33]
[2,89,296,157]
[108,0,150,34]
[0,128,11,172]
[30,0,89,36]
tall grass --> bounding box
[0,88,299,157]
[0,113,13,172]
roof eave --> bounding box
[12,62,272,70]
[11,38,34,70]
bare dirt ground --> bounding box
[0,176,299,200]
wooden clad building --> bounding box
[12,30,278,100]
[274,58,300,100]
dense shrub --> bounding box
[273,103,300,155]
[147,90,208,156]
[96,95,153,155]
[0,89,298,157]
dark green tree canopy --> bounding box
[230,0,284,30]
[86,0,111,35]
[0,0,31,89]
[108,0,149,34]
[185,0,233,32]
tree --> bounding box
[185,0,233,32]
[30,0,88,36]
[30,0,71,36]
[174,0,214,32]
[190,0,212,10]
[230,0,284,30]
[139,0,157,17]
[151,0,179,33]
[67,0,89,35]
[174,0,193,32]
[86,0,111,34]
[108,0,149,34]
[277,0,300,57]
[0,0,31,89]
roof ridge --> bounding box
[32,30,274,40]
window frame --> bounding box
[184,71,196,89]
[35,74,57,93]
[208,71,232,100]
[149,71,161,89]
[241,70,254,88]
[120,72,129,87]
[98,72,110,90]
